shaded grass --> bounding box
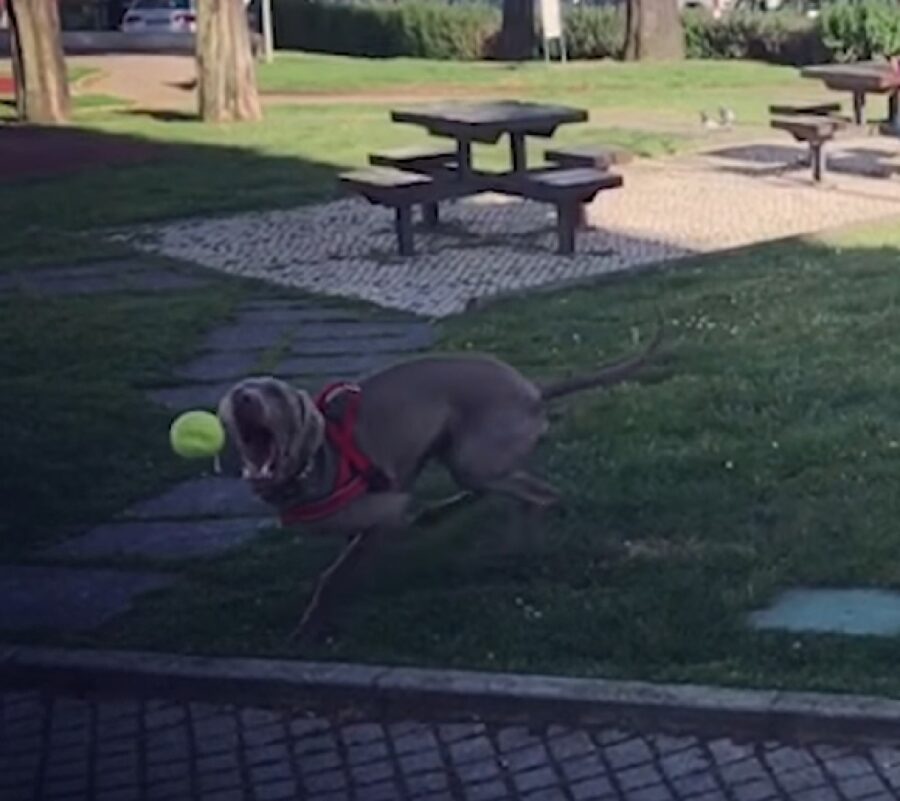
[23,221,900,699]
[1,106,680,252]
[0,286,242,557]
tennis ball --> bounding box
[169,410,225,459]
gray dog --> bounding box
[219,322,663,641]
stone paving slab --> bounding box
[121,476,271,520]
[199,321,296,352]
[147,375,358,412]
[115,135,900,317]
[174,350,264,382]
[286,321,436,351]
[0,567,172,631]
[275,352,410,378]
[42,518,270,561]
[0,259,209,297]
[3,687,900,801]
[148,381,240,412]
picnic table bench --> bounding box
[341,101,626,257]
[770,114,847,182]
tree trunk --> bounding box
[624,0,684,61]
[196,0,262,122]
[8,0,70,124]
[497,0,535,61]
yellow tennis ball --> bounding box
[169,410,225,459]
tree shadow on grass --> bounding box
[0,121,344,251]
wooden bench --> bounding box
[768,101,842,117]
[517,168,623,255]
[340,167,444,256]
[544,145,633,171]
[770,115,846,182]
[368,145,458,172]
[367,147,458,227]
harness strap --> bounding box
[279,383,383,526]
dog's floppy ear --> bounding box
[292,389,326,469]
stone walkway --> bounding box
[115,135,900,317]
[0,257,433,633]
[4,688,900,801]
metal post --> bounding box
[261,0,274,64]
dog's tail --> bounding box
[539,311,665,402]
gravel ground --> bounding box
[116,135,900,317]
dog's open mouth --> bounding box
[231,395,280,481]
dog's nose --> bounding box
[233,387,254,407]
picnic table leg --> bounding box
[810,141,824,183]
[422,202,440,227]
[853,91,865,125]
[510,133,527,173]
[395,206,415,256]
[456,139,473,178]
[888,90,899,134]
[557,202,577,255]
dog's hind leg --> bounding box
[484,470,561,509]
[484,471,561,552]
[410,490,481,527]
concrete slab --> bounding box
[749,588,900,636]
[147,383,235,412]
[43,518,269,560]
[275,353,404,378]
[174,351,262,382]
[122,477,270,520]
[0,260,209,297]
[0,566,172,631]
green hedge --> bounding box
[820,0,900,62]
[272,0,899,64]
[683,9,828,65]
[272,1,499,60]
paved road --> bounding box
[3,690,900,801]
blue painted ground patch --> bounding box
[749,588,900,636]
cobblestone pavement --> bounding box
[4,689,900,801]
[115,135,900,317]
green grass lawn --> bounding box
[257,53,840,126]
[6,57,900,696]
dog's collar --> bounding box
[279,383,389,526]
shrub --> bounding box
[564,7,625,60]
[684,9,828,65]
[273,0,897,66]
[273,0,499,60]
[820,0,900,62]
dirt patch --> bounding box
[0,126,163,182]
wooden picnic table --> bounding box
[391,100,588,178]
[801,61,900,131]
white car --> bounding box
[121,0,197,34]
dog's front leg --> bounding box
[290,528,380,644]
[289,492,410,644]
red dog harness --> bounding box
[280,383,386,526]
